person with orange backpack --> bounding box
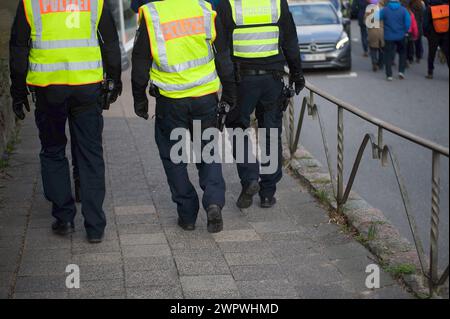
[424,0,449,79]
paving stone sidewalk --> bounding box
[0,73,413,299]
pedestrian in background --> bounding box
[9,0,122,243]
[404,1,420,67]
[408,0,426,64]
[353,0,371,57]
[423,0,449,79]
[366,0,386,71]
[380,0,411,80]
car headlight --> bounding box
[336,34,350,50]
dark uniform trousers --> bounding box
[34,84,106,237]
[69,122,80,184]
[155,93,226,224]
[427,30,450,74]
[233,74,283,199]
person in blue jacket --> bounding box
[380,0,411,81]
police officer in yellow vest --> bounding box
[218,0,305,209]
[132,0,237,233]
[9,0,122,243]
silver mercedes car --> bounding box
[289,0,352,70]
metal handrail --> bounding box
[305,82,449,157]
[284,80,449,297]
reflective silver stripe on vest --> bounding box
[32,39,99,49]
[233,31,279,41]
[31,0,99,49]
[234,43,278,53]
[90,0,99,41]
[198,0,212,40]
[234,0,244,25]
[147,3,169,67]
[31,0,43,40]
[152,51,213,73]
[270,0,279,23]
[29,60,103,72]
[233,0,279,25]
[147,1,214,74]
[152,70,218,92]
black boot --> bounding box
[206,205,223,234]
[236,180,260,209]
[52,220,75,236]
[87,234,104,244]
[260,197,277,209]
[178,218,196,231]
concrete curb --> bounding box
[282,144,448,298]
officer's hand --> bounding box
[289,73,306,95]
[134,99,149,120]
[220,82,238,110]
[109,80,123,104]
[12,97,31,121]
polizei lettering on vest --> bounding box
[40,0,91,14]
[243,6,271,16]
[161,17,205,41]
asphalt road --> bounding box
[295,22,449,265]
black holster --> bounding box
[280,82,295,112]
[217,101,231,132]
[101,79,115,110]
[28,86,37,104]
[149,82,161,98]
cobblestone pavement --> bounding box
[0,72,413,299]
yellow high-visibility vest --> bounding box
[229,0,281,59]
[140,0,220,99]
[24,0,104,87]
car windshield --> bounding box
[329,0,341,11]
[290,4,340,26]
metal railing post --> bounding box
[337,107,344,206]
[289,97,295,153]
[430,151,441,296]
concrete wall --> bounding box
[0,1,17,155]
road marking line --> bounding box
[326,72,358,79]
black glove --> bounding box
[134,98,149,120]
[289,73,306,95]
[221,83,240,128]
[109,80,123,104]
[220,82,237,110]
[12,97,30,120]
